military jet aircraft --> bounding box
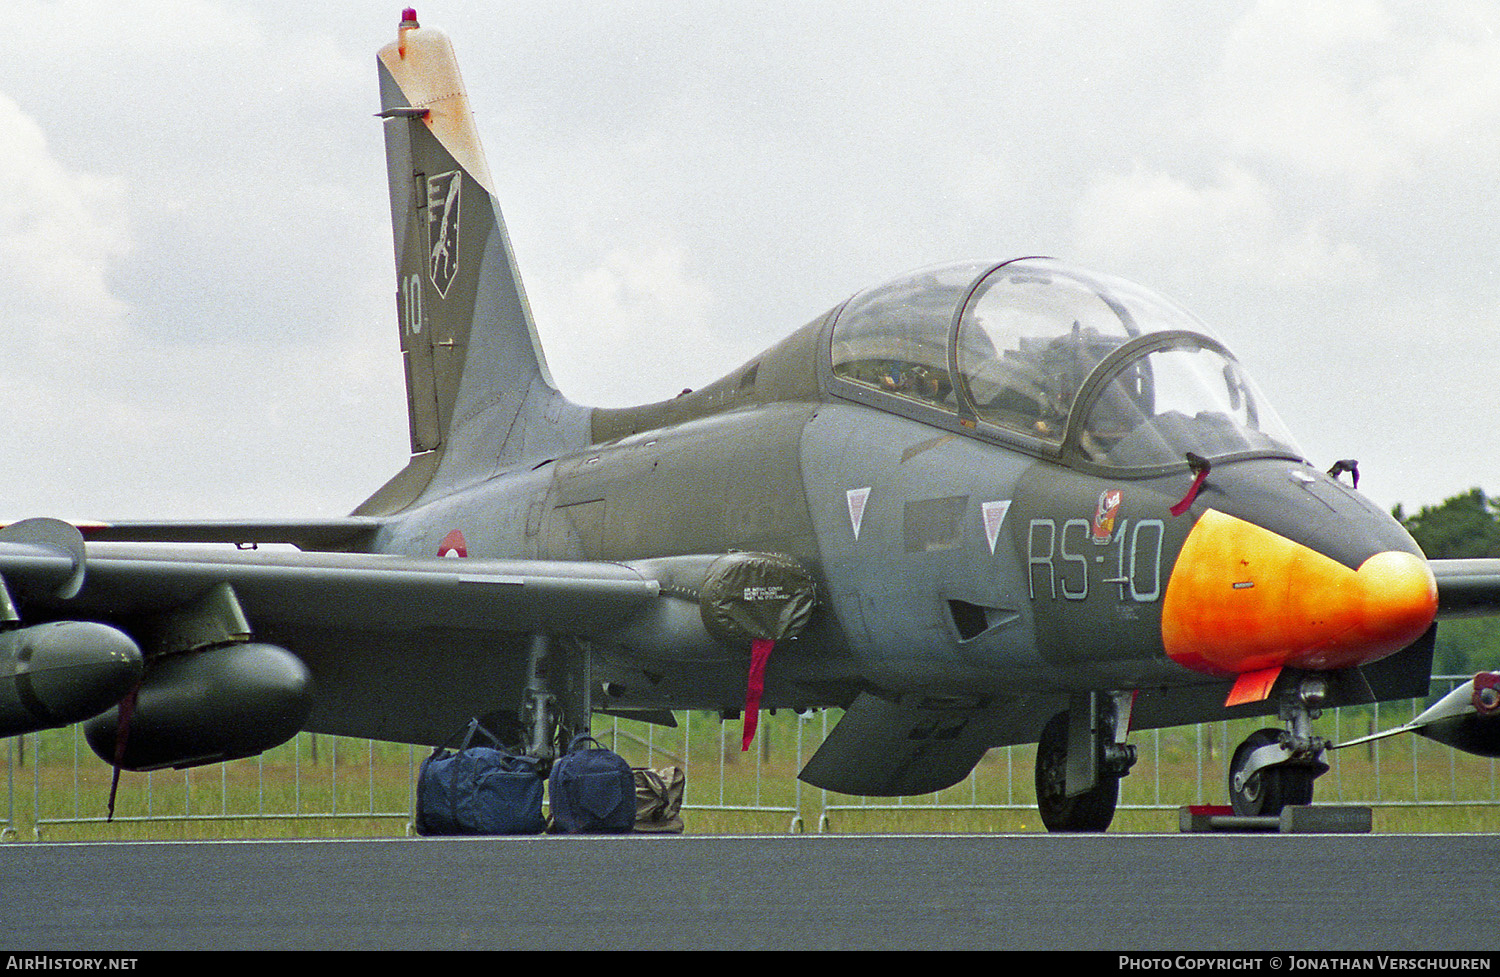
[4,10,1499,831]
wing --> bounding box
[0,519,662,754]
[0,520,820,768]
[38,544,660,629]
[1432,558,1500,619]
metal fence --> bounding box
[4,676,1496,840]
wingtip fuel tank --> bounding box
[0,621,142,738]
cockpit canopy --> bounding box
[830,258,1302,471]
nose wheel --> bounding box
[1226,677,1332,817]
[1227,728,1319,816]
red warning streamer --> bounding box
[741,639,775,751]
[107,682,141,822]
[1170,453,1212,517]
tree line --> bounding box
[1395,488,1500,676]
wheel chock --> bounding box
[1178,804,1371,834]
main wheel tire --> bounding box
[1035,711,1119,832]
[1228,728,1315,817]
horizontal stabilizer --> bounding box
[0,518,87,599]
[72,519,385,551]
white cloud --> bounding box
[1212,0,1398,186]
[1210,0,1500,192]
[1373,31,1500,174]
[0,51,398,521]
[1071,164,1372,289]
[0,92,132,348]
[530,244,725,407]
[17,0,260,47]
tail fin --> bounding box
[361,11,584,513]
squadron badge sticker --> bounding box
[427,169,461,298]
[1092,489,1123,543]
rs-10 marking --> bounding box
[1027,517,1164,603]
[400,273,424,335]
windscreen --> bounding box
[1075,339,1302,468]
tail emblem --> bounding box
[426,170,461,298]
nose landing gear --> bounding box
[1226,676,1331,817]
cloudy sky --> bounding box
[3,0,1497,522]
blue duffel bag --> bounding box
[416,721,547,836]
[548,734,635,833]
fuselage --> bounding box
[366,259,1436,722]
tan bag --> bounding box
[633,766,686,833]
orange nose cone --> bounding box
[1162,510,1437,675]
[1347,550,1440,658]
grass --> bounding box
[6,706,1500,841]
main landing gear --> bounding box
[517,634,593,762]
[1035,692,1138,832]
[1226,676,1331,817]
